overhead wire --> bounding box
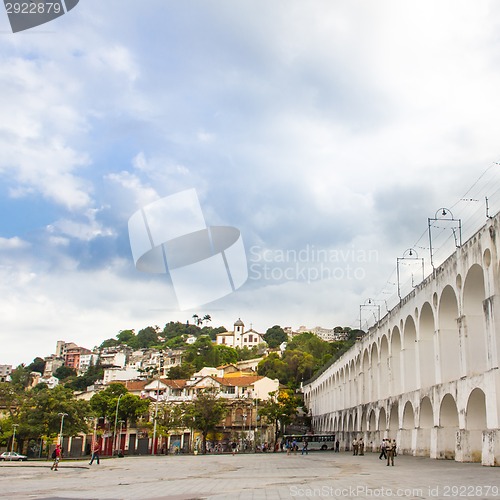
[358,162,500,330]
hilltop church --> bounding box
[215,319,266,348]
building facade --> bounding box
[216,319,266,348]
[303,213,500,466]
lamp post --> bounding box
[242,412,247,453]
[10,424,19,459]
[58,413,68,447]
[117,420,124,456]
[152,378,161,455]
[359,298,381,331]
[152,350,163,455]
[112,394,124,456]
[396,249,424,300]
[89,417,99,453]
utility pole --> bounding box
[152,350,164,455]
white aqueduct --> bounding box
[303,212,500,466]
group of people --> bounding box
[48,438,398,467]
[49,441,101,471]
[346,437,397,466]
[351,438,365,455]
[378,438,397,466]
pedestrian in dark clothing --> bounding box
[301,439,308,455]
[335,440,340,452]
[379,439,387,460]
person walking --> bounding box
[352,438,358,455]
[335,439,340,452]
[386,439,396,466]
[89,442,100,465]
[379,439,387,460]
[50,444,62,471]
[231,441,237,456]
[301,439,309,455]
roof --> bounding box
[160,379,187,389]
[234,318,244,326]
[119,380,149,392]
[213,376,264,387]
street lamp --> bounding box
[112,394,124,456]
[58,413,68,447]
[242,413,247,453]
[117,420,125,456]
[152,350,163,455]
[90,417,98,449]
[10,424,19,459]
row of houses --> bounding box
[3,319,345,390]
[60,363,281,456]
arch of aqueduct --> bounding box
[303,213,500,466]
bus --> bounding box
[283,434,336,451]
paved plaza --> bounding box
[1,451,499,500]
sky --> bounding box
[2,0,500,366]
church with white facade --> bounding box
[216,319,266,348]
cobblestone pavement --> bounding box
[1,451,499,500]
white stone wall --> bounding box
[304,214,500,466]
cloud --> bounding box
[0,236,30,250]
[3,0,500,365]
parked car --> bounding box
[0,451,28,461]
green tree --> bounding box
[64,363,104,391]
[0,382,25,418]
[281,349,315,387]
[213,345,238,366]
[53,366,77,381]
[116,329,136,344]
[258,389,299,450]
[167,364,195,379]
[89,383,148,425]
[257,353,287,381]
[236,345,261,361]
[100,338,119,348]
[17,385,90,445]
[9,364,31,389]
[152,404,184,441]
[165,335,186,349]
[28,357,46,374]
[135,326,160,348]
[183,336,215,370]
[163,321,200,340]
[264,325,287,348]
[182,387,228,454]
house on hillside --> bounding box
[215,318,266,348]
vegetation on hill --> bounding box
[257,329,361,390]
[7,319,362,395]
